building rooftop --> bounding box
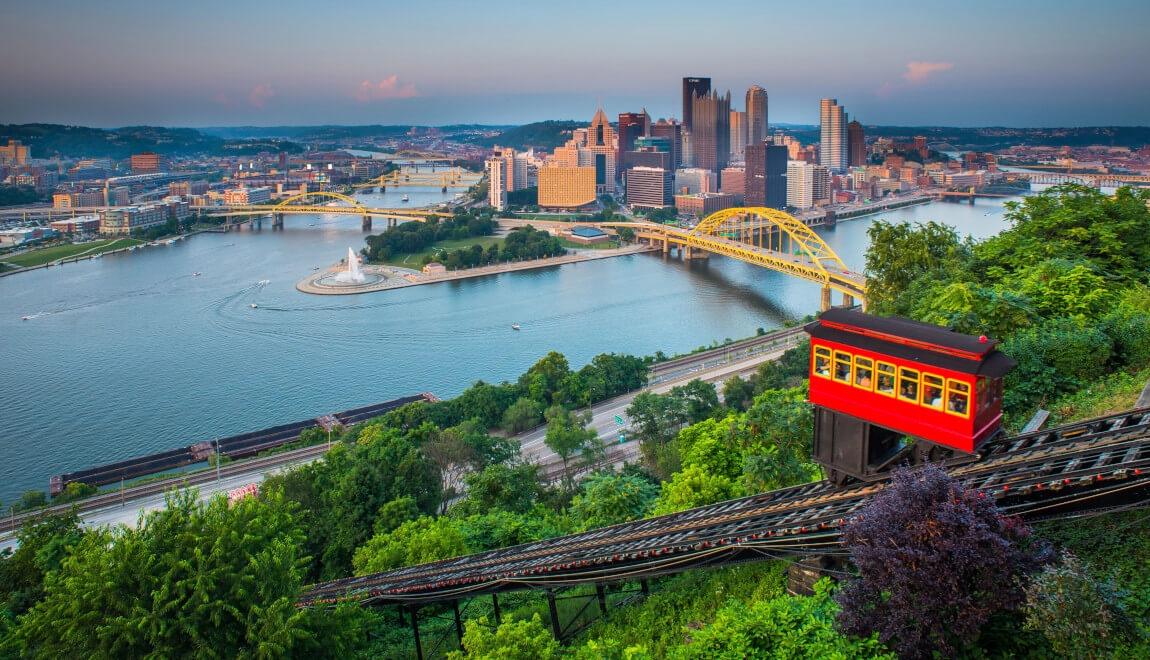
[570,226,607,238]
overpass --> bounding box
[203,191,452,230]
[603,207,866,310]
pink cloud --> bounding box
[355,76,419,102]
[248,83,275,108]
[902,61,954,84]
[213,92,233,107]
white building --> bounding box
[787,161,831,210]
[819,99,848,173]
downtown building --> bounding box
[130,152,170,174]
[787,161,830,210]
[848,120,866,167]
[682,77,711,135]
[616,111,649,179]
[745,85,768,146]
[729,111,747,164]
[537,166,597,209]
[625,166,673,209]
[651,119,683,169]
[690,90,731,173]
[819,99,848,173]
[745,143,788,210]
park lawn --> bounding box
[5,238,144,267]
[378,234,505,267]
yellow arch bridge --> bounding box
[351,167,481,192]
[204,191,451,231]
[606,207,866,310]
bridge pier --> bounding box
[683,245,709,261]
[362,215,372,231]
[842,293,855,308]
[272,213,284,229]
[820,286,832,312]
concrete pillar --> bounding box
[820,286,832,312]
[362,215,372,231]
[662,238,669,255]
[842,293,855,309]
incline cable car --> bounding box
[804,309,1016,485]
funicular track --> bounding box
[300,407,1150,608]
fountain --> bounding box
[333,247,366,284]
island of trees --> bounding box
[1,185,1148,658]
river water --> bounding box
[0,189,1018,502]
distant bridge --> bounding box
[204,191,451,230]
[352,166,480,192]
[604,207,866,310]
[1006,171,1150,188]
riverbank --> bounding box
[0,235,202,278]
[296,244,657,295]
[802,194,934,226]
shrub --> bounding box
[446,614,559,660]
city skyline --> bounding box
[2,0,1149,128]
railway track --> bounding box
[300,407,1150,607]
[648,327,805,383]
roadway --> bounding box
[0,331,804,550]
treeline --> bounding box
[362,208,496,262]
[0,186,44,207]
[428,225,566,270]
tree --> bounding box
[0,511,84,615]
[519,352,572,405]
[454,462,545,515]
[543,405,601,492]
[569,473,658,531]
[13,490,366,658]
[1023,551,1142,657]
[722,376,755,412]
[446,614,559,660]
[353,516,469,575]
[502,396,544,433]
[650,465,741,516]
[422,427,479,512]
[835,464,1050,658]
[863,220,970,316]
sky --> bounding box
[2,0,1148,128]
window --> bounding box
[898,368,919,403]
[976,377,989,411]
[922,374,944,410]
[947,379,971,417]
[876,362,896,396]
[813,346,831,378]
[854,356,874,391]
[833,351,852,383]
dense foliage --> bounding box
[432,225,567,271]
[362,209,496,262]
[836,464,1051,657]
[0,123,303,158]
[0,186,43,207]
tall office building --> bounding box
[745,143,788,209]
[745,85,768,145]
[651,119,682,169]
[819,99,848,172]
[681,77,711,134]
[625,167,672,209]
[786,161,830,210]
[538,166,597,208]
[486,157,507,210]
[729,111,747,163]
[690,90,731,172]
[847,120,866,167]
[617,112,647,180]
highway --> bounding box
[0,332,804,550]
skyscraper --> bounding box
[847,120,866,167]
[729,111,747,163]
[585,108,617,192]
[745,143,788,210]
[651,119,682,169]
[745,85,768,145]
[617,112,647,180]
[682,77,711,134]
[690,90,731,173]
[819,99,848,172]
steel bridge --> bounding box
[298,407,1150,656]
[607,207,866,310]
[203,191,450,230]
[1006,171,1150,187]
[352,167,480,192]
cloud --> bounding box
[355,76,419,102]
[212,92,233,107]
[248,83,275,108]
[902,61,954,84]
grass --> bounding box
[6,238,144,267]
[1045,365,1150,427]
[375,235,504,267]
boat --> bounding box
[21,315,31,321]
[511,323,521,331]
[401,194,410,202]
[192,272,201,277]
[250,303,258,309]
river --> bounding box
[0,190,1018,503]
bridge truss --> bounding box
[204,190,450,230]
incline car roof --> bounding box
[805,309,1017,377]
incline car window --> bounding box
[813,346,831,378]
[833,351,852,383]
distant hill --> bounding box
[797,125,1150,150]
[466,120,583,151]
[0,124,304,159]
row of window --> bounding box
[813,346,972,418]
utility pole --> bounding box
[215,438,221,482]
[120,477,125,507]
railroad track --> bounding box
[648,327,805,383]
[300,407,1150,607]
[0,443,331,535]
